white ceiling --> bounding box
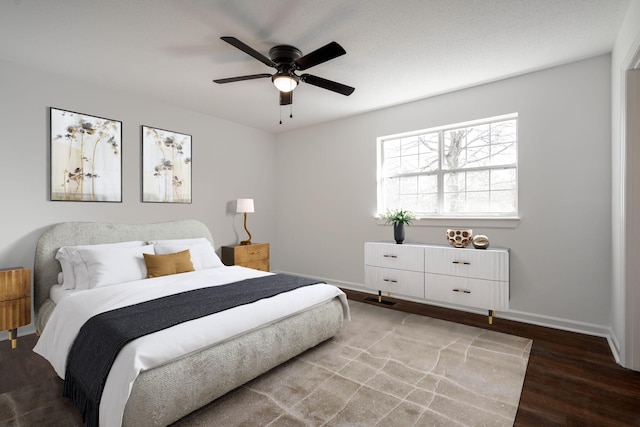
[0,0,630,133]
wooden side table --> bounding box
[221,243,270,272]
[0,267,31,349]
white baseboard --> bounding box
[607,329,622,364]
[277,271,618,358]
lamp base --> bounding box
[240,212,253,246]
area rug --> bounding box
[0,300,531,426]
[175,301,532,426]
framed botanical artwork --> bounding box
[142,126,192,203]
[50,108,122,202]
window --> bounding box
[377,114,518,218]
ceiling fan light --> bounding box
[273,75,298,92]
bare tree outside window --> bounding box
[378,115,518,217]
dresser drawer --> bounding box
[365,266,424,299]
[424,273,509,311]
[424,246,508,281]
[364,242,424,271]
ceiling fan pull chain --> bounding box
[290,104,293,119]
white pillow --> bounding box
[56,241,145,290]
[149,237,211,246]
[75,244,155,289]
[150,238,224,270]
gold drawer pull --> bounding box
[249,251,262,255]
[452,261,470,265]
[452,288,471,294]
[383,254,398,258]
[383,278,397,283]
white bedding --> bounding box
[34,266,349,427]
[49,283,78,304]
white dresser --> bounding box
[364,242,509,322]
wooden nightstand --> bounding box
[221,243,270,272]
[0,267,31,349]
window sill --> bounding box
[376,216,520,229]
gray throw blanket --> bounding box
[63,273,321,427]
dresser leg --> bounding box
[8,328,17,349]
[363,290,395,306]
[488,310,495,324]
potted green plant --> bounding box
[382,209,415,244]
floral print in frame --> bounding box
[50,108,122,202]
[142,125,192,203]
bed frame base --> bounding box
[123,298,343,426]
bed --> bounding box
[32,219,348,426]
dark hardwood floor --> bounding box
[2,290,639,426]
[344,289,640,426]
[0,333,58,395]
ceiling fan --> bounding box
[213,36,355,109]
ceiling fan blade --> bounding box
[300,74,355,96]
[295,41,346,70]
[279,91,292,106]
[220,36,276,68]
[213,73,272,84]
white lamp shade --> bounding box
[236,198,254,213]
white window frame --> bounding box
[376,113,519,226]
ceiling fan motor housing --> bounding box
[269,45,303,67]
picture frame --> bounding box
[50,107,122,202]
[141,125,192,203]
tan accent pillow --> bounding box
[143,249,195,278]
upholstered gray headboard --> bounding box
[33,220,213,331]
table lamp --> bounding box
[236,198,254,245]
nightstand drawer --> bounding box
[222,243,270,271]
[0,268,31,340]
[233,244,269,263]
[0,268,30,301]
[241,259,270,272]
[0,297,30,330]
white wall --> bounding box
[0,59,277,339]
[275,55,613,333]
[611,0,640,369]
